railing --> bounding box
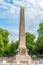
[0,61,43,65]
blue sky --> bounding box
[0,0,43,42]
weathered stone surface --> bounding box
[16,4,32,62]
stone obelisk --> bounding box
[19,4,26,49]
[16,4,31,63]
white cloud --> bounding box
[25,8,37,20]
[9,29,19,34]
[0,0,19,15]
[37,0,43,8]
[9,34,19,42]
[0,2,19,19]
[9,29,19,41]
[13,0,22,5]
[26,0,36,4]
[0,0,3,2]
[0,0,43,41]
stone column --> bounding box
[19,4,26,49]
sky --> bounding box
[0,0,43,42]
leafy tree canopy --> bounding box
[25,32,36,55]
[37,23,43,36]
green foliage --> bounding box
[0,28,9,45]
[25,23,43,55]
[36,35,43,55]
[9,41,19,56]
[37,23,43,36]
[0,28,9,57]
[2,44,10,57]
[36,23,43,55]
[0,28,18,57]
[0,22,43,57]
[25,32,36,55]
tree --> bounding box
[0,28,19,57]
[37,23,43,36]
[25,32,36,55]
[36,35,43,55]
[36,23,43,55]
[9,41,19,56]
[0,28,9,56]
[2,44,10,57]
[0,28,9,45]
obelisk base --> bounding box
[16,55,32,61]
[16,48,32,63]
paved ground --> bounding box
[0,62,43,65]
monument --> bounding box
[16,4,32,64]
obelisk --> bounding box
[19,4,26,49]
[16,4,32,63]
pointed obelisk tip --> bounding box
[21,4,24,8]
